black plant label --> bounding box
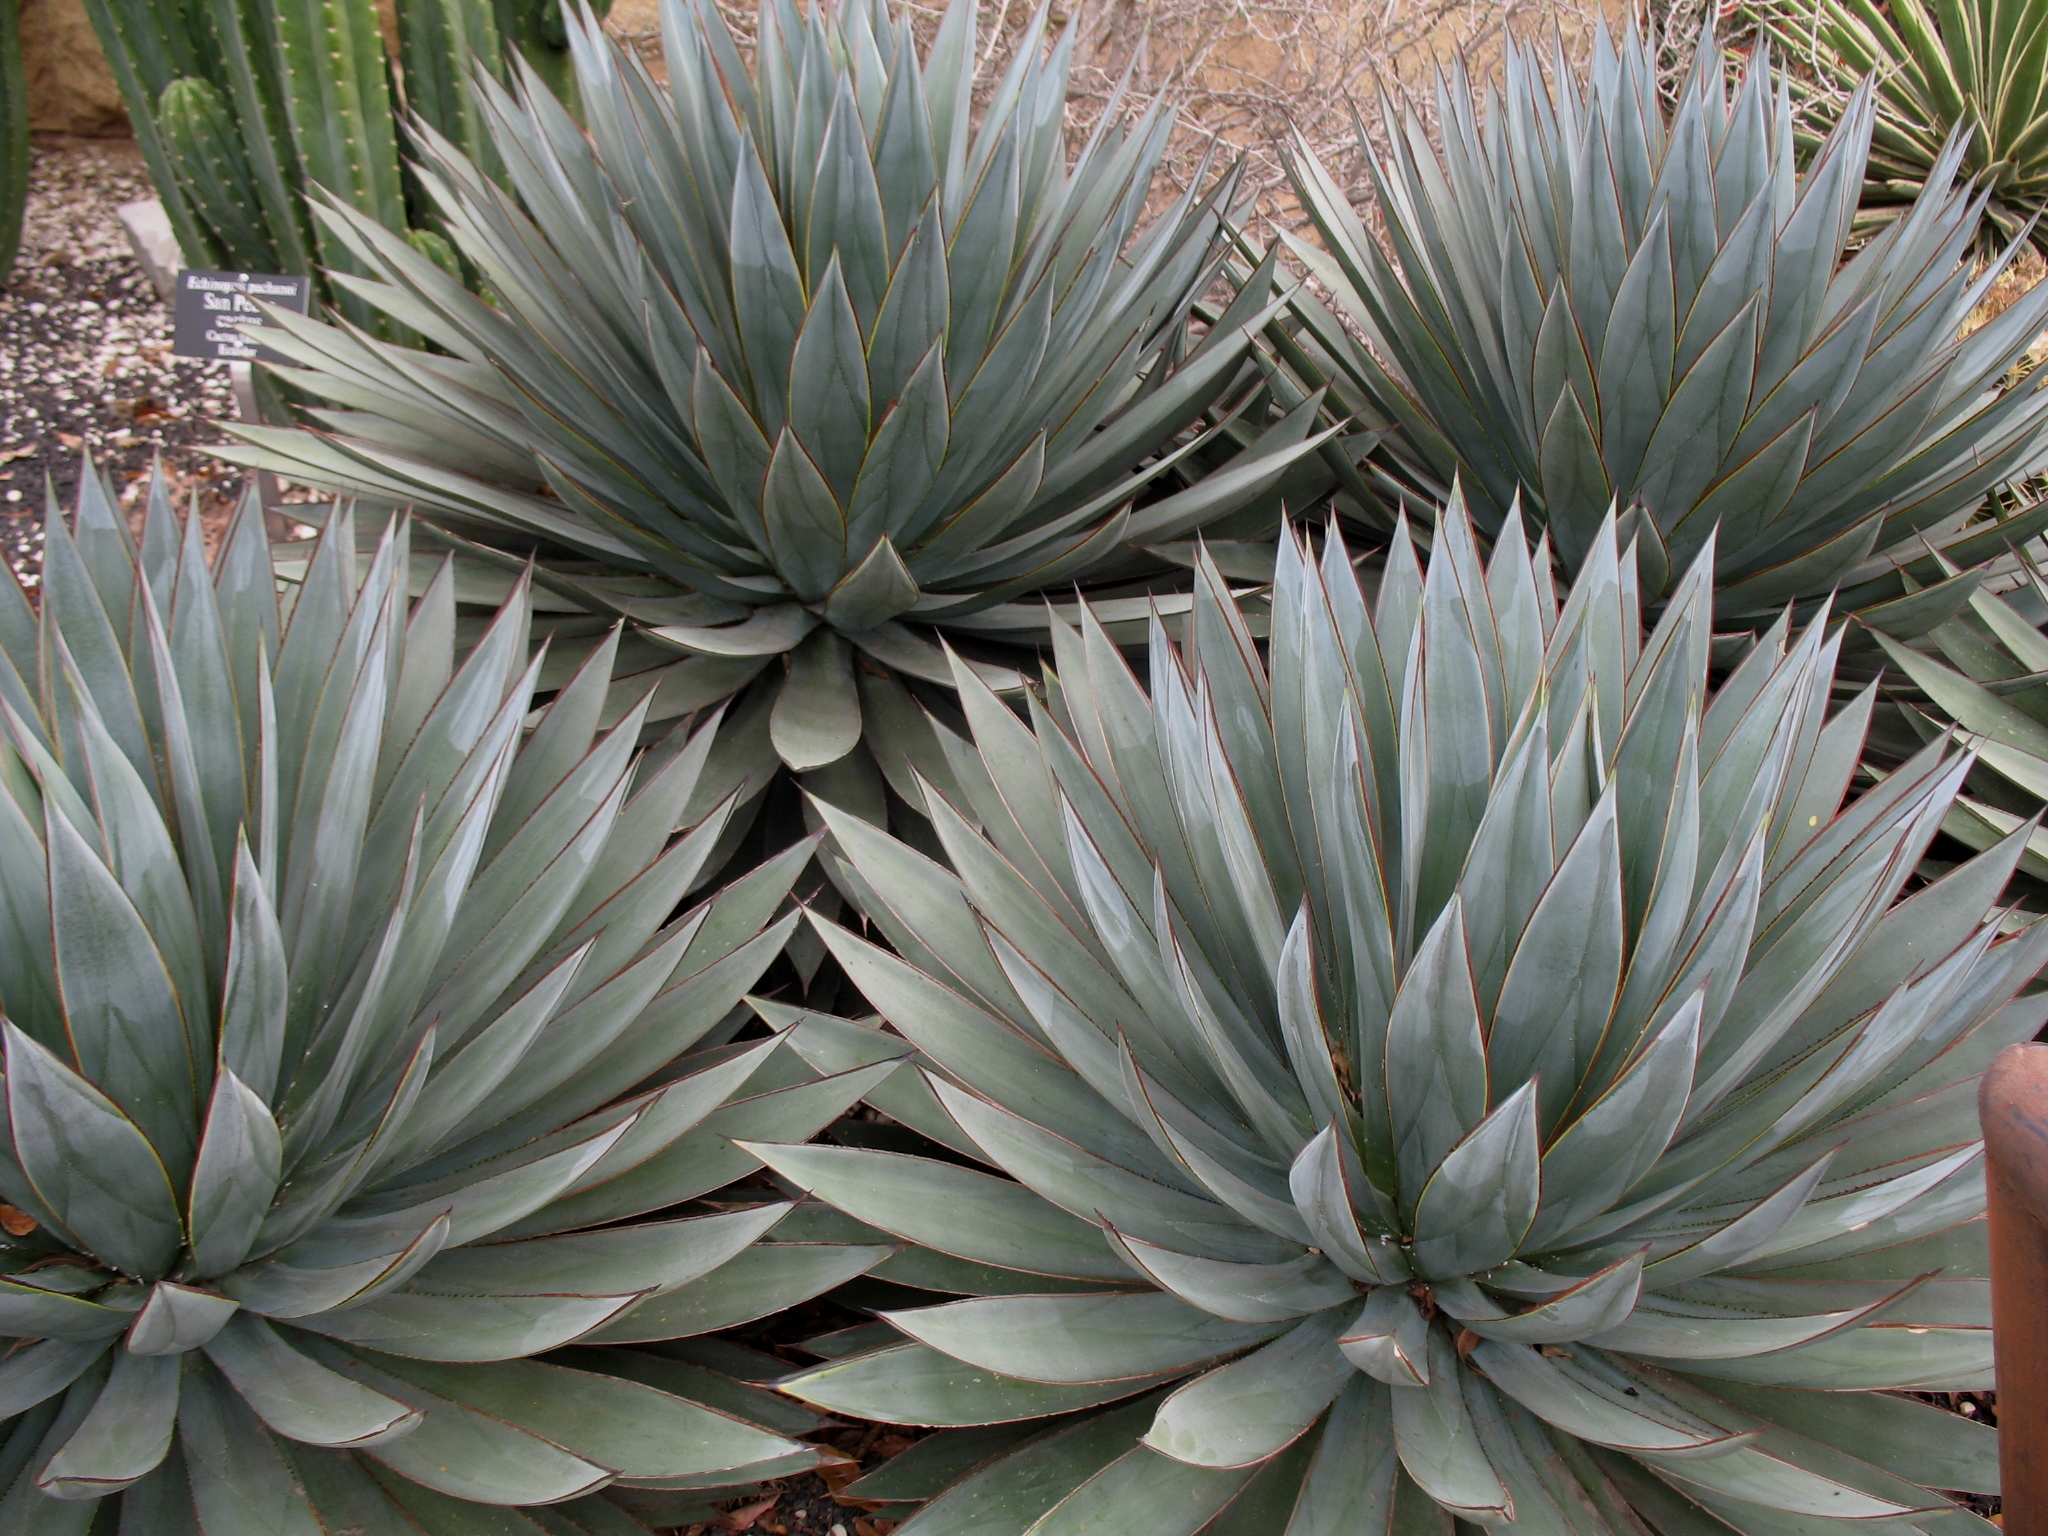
[171,270,312,363]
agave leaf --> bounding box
[359,1354,804,1480]
[1285,1378,1405,1536]
[222,1214,451,1320]
[412,1206,790,1300]
[1385,899,1488,1211]
[1525,996,1700,1251]
[1487,794,1624,1131]
[781,1342,1178,1427]
[1410,1083,1541,1279]
[1662,1320,1992,1389]
[42,799,199,1174]
[1470,1343,1749,1455]
[1646,1441,1921,1520]
[1701,1379,1998,1496]
[61,651,210,1028]
[0,1280,134,1342]
[888,1291,1288,1387]
[885,1395,1157,1530]
[5,1023,183,1280]
[932,1077,1297,1265]
[1587,1279,1924,1360]
[744,1141,1132,1281]
[1390,1331,1511,1523]
[1462,1251,1645,1345]
[125,1282,238,1356]
[824,537,921,633]
[0,1340,110,1420]
[219,843,288,1105]
[770,629,861,770]
[574,1241,891,1342]
[202,1313,419,1448]
[175,1365,326,1536]
[1742,1145,1981,1264]
[788,258,872,503]
[1028,1446,1255,1536]
[1338,1286,1431,1388]
[289,1288,640,1361]
[187,1071,283,1279]
[35,1348,180,1499]
[303,1343,614,1505]
[1105,1230,1357,1324]
[1287,1125,1407,1285]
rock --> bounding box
[21,0,127,138]
[117,199,182,301]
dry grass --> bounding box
[606,0,1711,223]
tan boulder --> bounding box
[22,0,128,137]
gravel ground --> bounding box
[2,136,242,584]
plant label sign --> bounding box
[170,270,311,363]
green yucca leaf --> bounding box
[216,0,1336,780]
[761,499,2031,1534]
[1755,0,2048,254]
[1273,24,2048,623]
[0,461,890,1530]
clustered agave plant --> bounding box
[1278,27,2048,624]
[0,468,898,1530]
[222,0,1327,784]
[1757,0,2048,255]
[751,504,2027,1532]
[15,0,2044,1523]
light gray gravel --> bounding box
[2,136,241,582]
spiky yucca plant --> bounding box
[1278,26,2048,625]
[751,503,2035,1534]
[221,0,1328,786]
[1756,0,2048,255]
[0,467,896,1531]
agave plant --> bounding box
[0,465,898,1531]
[748,500,2033,1533]
[219,0,1330,789]
[1275,25,2048,626]
[1756,0,2048,254]
[1863,536,2048,908]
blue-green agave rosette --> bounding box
[0,467,896,1531]
[756,502,2031,1534]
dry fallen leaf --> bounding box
[719,1495,780,1532]
[0,444,34,465]
[0,1205,36,1236]
[816,1447,863,1494]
